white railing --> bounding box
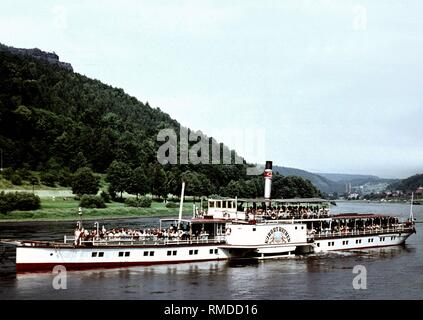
[311,225,414,240]
[64,235,226,246]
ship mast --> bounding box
[178,181,185,230]
[410,192,414,221]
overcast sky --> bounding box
[1,0,422,178]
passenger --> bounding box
[74,228,81,246]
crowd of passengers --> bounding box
[306,220,403,236]
[243,205,329,219]
[73,224,208,245]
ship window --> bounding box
[173,251,177,256]
[295,227,298,230]
[209,201,215,208]
[214,249,218,254]
[92,252,98,257]
[189,250,193,255]
[317,243,320,247]
[125,252,130,257]
[222,202,227,209]
[149,251,154,256]
[99,252,104,257]
[217,202,221,208]
[118,252,124,257]
[301,226,304,230]
[143,251,148,256]
[194,250,199,255]
[253,228,256,231]
[228,202,232,209]
[209,249,213,254]
[167,251,172,256]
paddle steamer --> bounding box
[2,161,416,272]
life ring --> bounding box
[223,212,229,219]
[225,228,232,236]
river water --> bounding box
[0,201,422,300]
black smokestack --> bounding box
[265,161,273,170]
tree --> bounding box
[127,167,150,198]
[40,171,57,187]
[271,175,320,199]
[180,171,213,200]
[71,167,100,196]
[149,164,168,199]
[106,161,131,199]
[70,151,88,172]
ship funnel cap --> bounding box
[265,161,273,170]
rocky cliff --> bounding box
[0,43,73,71]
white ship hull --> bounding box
[16,243,229,272]
[313,231,412,252]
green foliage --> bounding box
[219,174,320,199]
[0,49,179,173]
[106,161,132,198]
[79,195,106,208]
[0,191,41,213]
[127,166,150,197]
[181,171,213,198]
[10,174,22,185]
[29,175,39,186]
[165,202,178,208]
[124,196,152,208]
[149,163,168,199]
[389,174,423,192]
[40,171,57,187]
[57,169,72,187]
[70,152,88,172]
[71,167,100,196]
[271,174,321,198]
[1,168,14,180]
[100,191,111,203]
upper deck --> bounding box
[204,197,331,221]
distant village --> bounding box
[340,183,423,202]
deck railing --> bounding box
[310,225,414,240]
[63,235,226,247]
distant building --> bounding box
[415,187,423,196]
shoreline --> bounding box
[0,213,179,224]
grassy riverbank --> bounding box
[0,197,191,222]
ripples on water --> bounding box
[1,202,422,299]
